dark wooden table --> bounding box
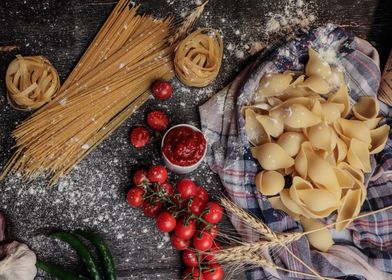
[0,0,390,279]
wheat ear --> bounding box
[169,0,209,45]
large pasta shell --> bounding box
[280,189,308,216]
[305,48,332,79]
[369,124,390,154]
[300,217,334,252]
[256,72,294,97]
[244,109,270,146]
[299,75,330,94]
[255,170,285,196]
[283,104,322,128]
[269,196,300,220]
[333,167,354,189]
[363,117,382,129]
[352,96,380,120]
[337,162,364,183]
[307,122,335,151]
[333,136,348,163]
[294,141,313,178]
[277,132,306,157]
[320,102,344,123]
[334,118,371,146]
[347,138,371,172]
[256,115,284,138]
[328,83,350,117]
[251,143,294,170]
[307,152,341,197]
[336,188,362,231]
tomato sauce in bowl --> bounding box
[161,124,207,174]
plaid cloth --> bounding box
[199,24,392,280]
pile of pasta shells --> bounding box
[244,48,390,252]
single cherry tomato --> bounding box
[202,202,223,224]
[182,249,199,267]
[171,234,190,251]
[130,126,150,148]
[147,110,169,131]
[133,169,149,186]
[152,80,172,100]
[196,186,209,203]
[202,263,224,280]
[183,267,204,280]
[147,165,168,184]
[202,241,222,264]
[200,224,218,239]
[193,231,213,251]
[127,187,145,207]
[142,200,162,217]
[175,219,196,240]
[158,182,174,197]
[188,197,206,216]
[177,179,197,199]
[157,212,177,232]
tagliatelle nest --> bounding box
[174,28,223,87]
[6,55,60,110]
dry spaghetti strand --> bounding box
[1,0,175,184]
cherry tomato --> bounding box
[158,182,174,197]
[196,186,209,203]
[188,197,206,216]
[202,263,224,280]
[147,110,169,131]
[130,126,150,148]
[200,224,218,239]
[142,200,162,217]
[193,231,213,251]
[183,267,204,280]
[152,80,172,100]
[182,249,199,267]
[127,187,145,207]
[175,219,196,240]
[171,234,190,251]
[147,165,168,183]
[202,241,222,264]
[177,179,197,199]
[202,202,223,224]
[157,212,177,232]
[133,169,148,186]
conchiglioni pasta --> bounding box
[243,47,390,252]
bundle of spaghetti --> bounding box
[1,0,175,184]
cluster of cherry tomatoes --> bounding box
[130,81,172,148]
[127,165,224,280]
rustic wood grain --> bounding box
[0,0,389,279]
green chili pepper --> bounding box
[50,231,102,280]
[75,230,117,280]
[36,260,87,280]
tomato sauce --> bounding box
[162,126,206,166]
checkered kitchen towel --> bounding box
[199,24,392,280]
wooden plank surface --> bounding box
[0,0,390,279]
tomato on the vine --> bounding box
[193,231,213,251]
[182,249,199,267]
[142,200,162,217]
[147,165,168,183]
[183,267,204,280]
[157,212,177,232]
[202,263,224,280]
[127,187,145,207]
[133,169,148,186]
[147,110,169,131]
[158,182,173,196]
[171,234,190,251]
[202,241,222,264]
[188,197,206,216]
[200,223,218,239]
[175,219,196,240]
[196,186,209,203]
[177,179,197,199]
[202,202,223,224]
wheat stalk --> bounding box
[169,0,209,46]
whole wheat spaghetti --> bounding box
[1,0,175,184]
